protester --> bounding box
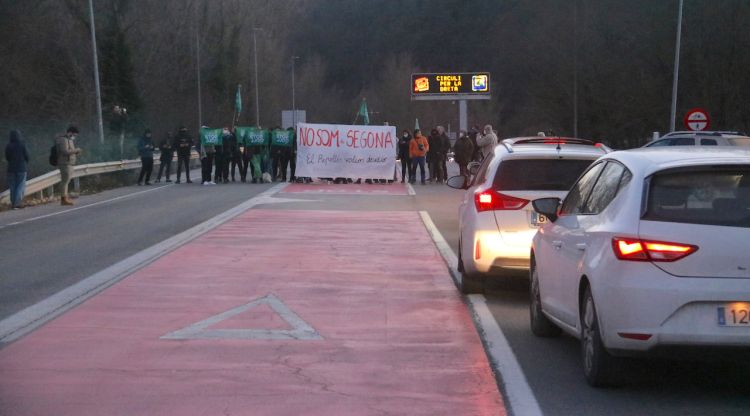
[409,128,429,185]
[398,129,411,183]
[477,124,498,160]
[4,130,29,209]
[427,128,439,182]
[454,130,474,177]
[469,126,481,161]
[226,128,241,182]
[173,126,193,183]
[56,126,82,205]
[201,141,216,185]
[136,129,155,186]
[287,127,297,182]
[155,132,174,183]
[437,126,450,183]
[270,127,285,182]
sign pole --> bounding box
[459,100,467,133]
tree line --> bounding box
[2,0,750,182]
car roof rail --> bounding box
[661,130,747,138]
[501,137,610,153]
[501,139,515,153]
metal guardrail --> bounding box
[0,151,199,206]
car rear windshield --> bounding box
[493,159,595,191]
[643,167,750,227]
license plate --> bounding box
[718,303,750,326]
[531,212,548,226]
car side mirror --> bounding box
[532,198,561,222]
[446,175,469,190]
[468,161,481,176]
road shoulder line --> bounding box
[0,183,289,345]
[418,210,544,416]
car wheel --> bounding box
[529,262,561,337]
[581,286,621,387]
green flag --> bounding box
[271,129,292,147]
[235,85,242,114]
[236,126,268,146]
[358,99,369,125]
[200,127,223,145]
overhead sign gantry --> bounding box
[411,72,491,101]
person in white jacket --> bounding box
[476,124,498,160]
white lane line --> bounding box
[418,210,544,416]
[0,183,289,345]
[0,185,169,230]
[406,183,416,196]
[161,294,323,341]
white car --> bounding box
[530,147,750,386]
[448,137,610,293]
[644,131,750,147]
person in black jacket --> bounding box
[437,126,451,183]
[136,129,155,185]
[173,126,193,183]
[398,130,411,183]
[225,128,241,182]
[156,132,174,183]
[4,130,29,209]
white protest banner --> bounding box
[296,123,397,179]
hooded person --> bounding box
[4,129,30,209]
[454,130,474,177]
[156,132,174,183]
[173,126,193,183]
[476,124,498,160]
[397,130,412,183]
[136,129,155,185]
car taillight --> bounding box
[612,237,698,262]
[474,190,529,212]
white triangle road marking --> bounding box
[161,294,323,341]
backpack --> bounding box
[49,142,58,166]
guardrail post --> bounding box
[73,177,81,193]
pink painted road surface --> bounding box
[282,182,410,195]
[0,210,504,416]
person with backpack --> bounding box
[5,130,29,209]
[155,132,174,183]
[55,126,82,205]
[136,129,155,186]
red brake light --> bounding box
[474,191,529,212]
[612,237,698,262]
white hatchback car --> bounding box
[530,147,750,386]
[448,137,610,293]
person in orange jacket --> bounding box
[409,128,429,185]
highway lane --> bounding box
[2,170,749,415]
[0,175,276,320]
[420,182,750,416]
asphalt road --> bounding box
[0,171,276,319]
[1,166,749,415]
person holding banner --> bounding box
[409,128,429,185]
[200,126,222,185]
[287,127,297,182]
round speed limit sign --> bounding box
[684,108,711,131]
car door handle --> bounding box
[552,241,563,249]
[576,243,587,251]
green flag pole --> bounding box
[233,84,242,128]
